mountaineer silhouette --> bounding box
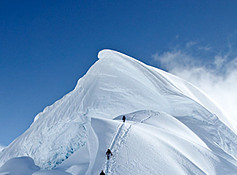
[106,149,113,160]
[122,115,126,122]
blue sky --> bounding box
[1,0,237,145]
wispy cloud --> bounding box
[152,41,237,129]
[198,46,212,51]
[186,41,197,48]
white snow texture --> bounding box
[1,49,237,175]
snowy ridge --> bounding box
[1,49,237,174]
[105,123,130,174]
[0,145,4,153]
[155,67,236,133]
[87,111,237,174]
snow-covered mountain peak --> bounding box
[98,49,134,61]
[98,49,119,60]
[1,49,237,174]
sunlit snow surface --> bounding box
[1,49,237,175]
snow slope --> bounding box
[1,49,237,174]
[0,145,4,153]
[0,157,40,175]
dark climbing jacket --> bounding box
[106,149,112,156]
[106,149,113,160]
[100,170,105,175]
[122,115,126,122]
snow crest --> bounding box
[1,49,237,174]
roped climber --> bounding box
[106,149,113,160]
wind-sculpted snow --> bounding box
[0,157,40,175]
[88,111,237,174]
[1,49,237,174]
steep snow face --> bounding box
[0,49,237,173]
[153,68,235,133]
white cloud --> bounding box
[198,46,212,51]
[214,55,225,69]
[152,44,237,130]
[186,41,197,48]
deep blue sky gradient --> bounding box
[1,0,237,145]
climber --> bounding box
[106,149,113,160]
[122,115,126,122]
[100,170,105,175]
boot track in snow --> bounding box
[104,113,156,174]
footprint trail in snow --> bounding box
[104,114,155,174]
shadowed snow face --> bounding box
[152,42,237,129]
